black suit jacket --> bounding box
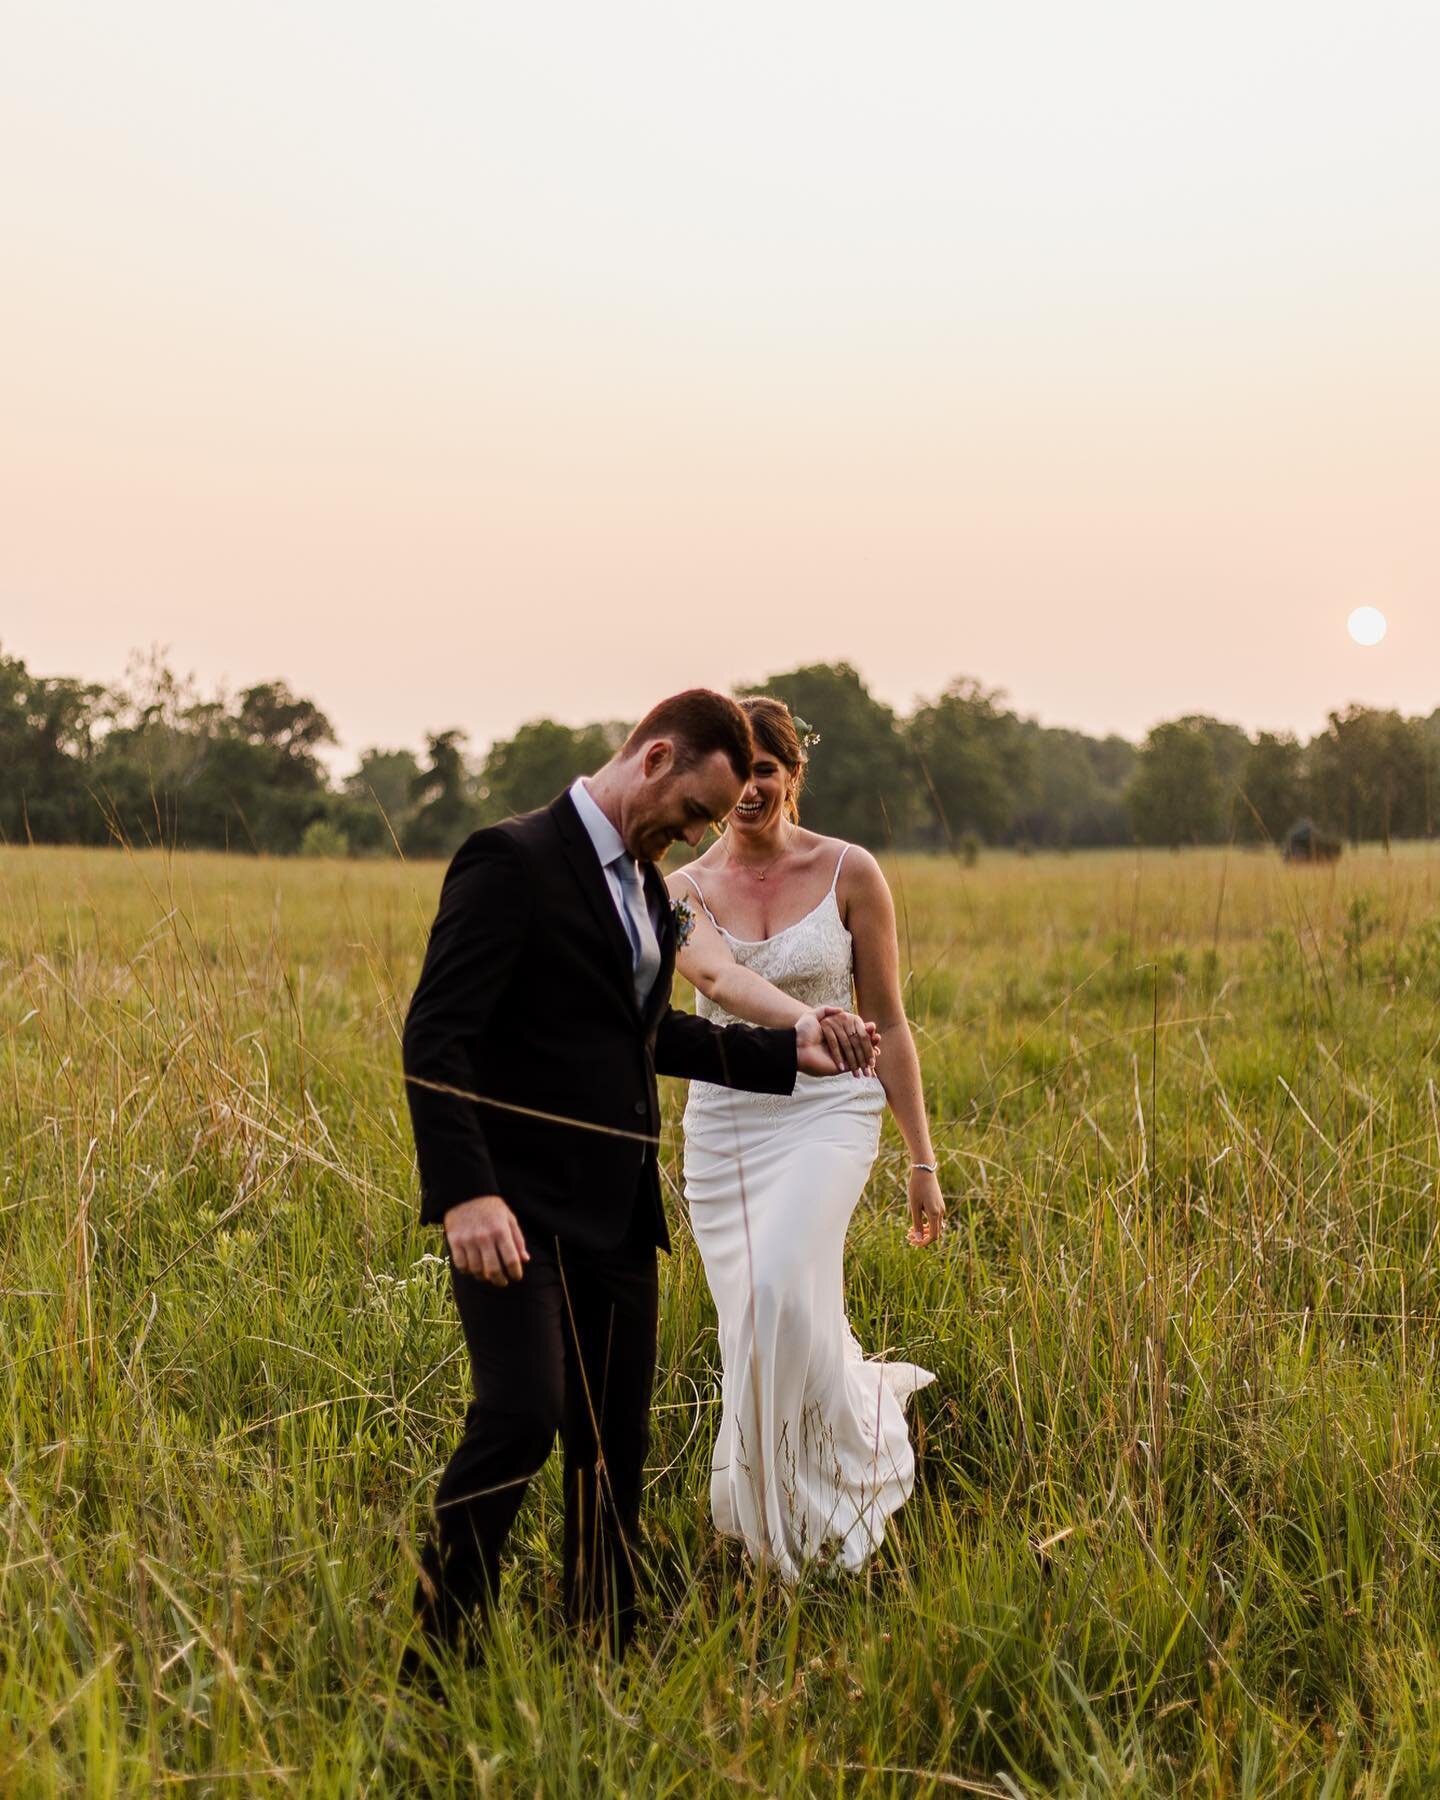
[401,791,798,1251]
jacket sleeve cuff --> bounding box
[416,1158,500,1227]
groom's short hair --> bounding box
[622,690,754,784]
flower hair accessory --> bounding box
[670,893,696,950]
[791,714,822,752]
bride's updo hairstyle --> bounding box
[739,697,807,823]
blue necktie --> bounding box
[613,854,662,1009]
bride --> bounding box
[666,696,945,1579]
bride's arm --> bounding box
[664,873,877,1071]
[844,850,946,1245]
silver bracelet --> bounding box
[911,1161,938,1175]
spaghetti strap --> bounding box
[679,870,722,930]
[828,844,854,895]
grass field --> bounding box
[5,841,1440,1796]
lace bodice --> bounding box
[688,886,857,1024]
[681,847,882,1123]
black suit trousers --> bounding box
[414,1194,658,1655]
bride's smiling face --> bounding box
[727,754,792,837]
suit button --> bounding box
[633,1101,646,1116]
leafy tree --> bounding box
[1081,735,1137,844]
[88,659,334,853]
[316,793,382,856]
[403,730,483,859]
[234,681,336,790]
[346,747,421,818]
[906,678,1032,845]
[0,649,103,843]
[1013,724,1138,847]
[480,719,617,821]
[1238,731,1305,841]
[1010,732,1134,847]
[1085,734,1139,793]
[344,748,423,849]
[1165,715,1251,836]
[1126,720,1227,846]
[182,735,330,853]
[739,663,915,847]
[81,653,207,844]
[9,639,1440,858]
[1309,706,1432,846]
[1011,724,1091,847]
[1171,716,1250,785]
[300,818,350,858]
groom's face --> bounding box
[624,743,744,862]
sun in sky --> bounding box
[1347,608,1389,647]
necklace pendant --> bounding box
[757,872,766,881]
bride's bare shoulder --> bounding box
[831,841,889,904]
[793,828,839,863]
[806,831,871,869]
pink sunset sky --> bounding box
[4,2,1437,768]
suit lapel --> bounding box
[550,792,642,1016]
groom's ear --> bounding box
[640,739,675,780]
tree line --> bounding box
[4,645,1437,859]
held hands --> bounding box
[795,1006,882,1078]
[444,1193,530,1285]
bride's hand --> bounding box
[794,1009,879,1078]
[812,1005,881,1076]
[906,1167,946,1246]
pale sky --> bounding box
[4,1,1438,768]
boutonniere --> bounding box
[670,894,696,950]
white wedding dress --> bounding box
[679,849,934,1580]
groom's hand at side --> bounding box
[444,1194,530,1285]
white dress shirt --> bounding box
[568,777,663,1004]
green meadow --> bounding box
[5,841,1440,1796]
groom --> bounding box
[401,688,870,1666]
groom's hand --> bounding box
[445,1194,530,1285]
[796,1008,881,1077]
